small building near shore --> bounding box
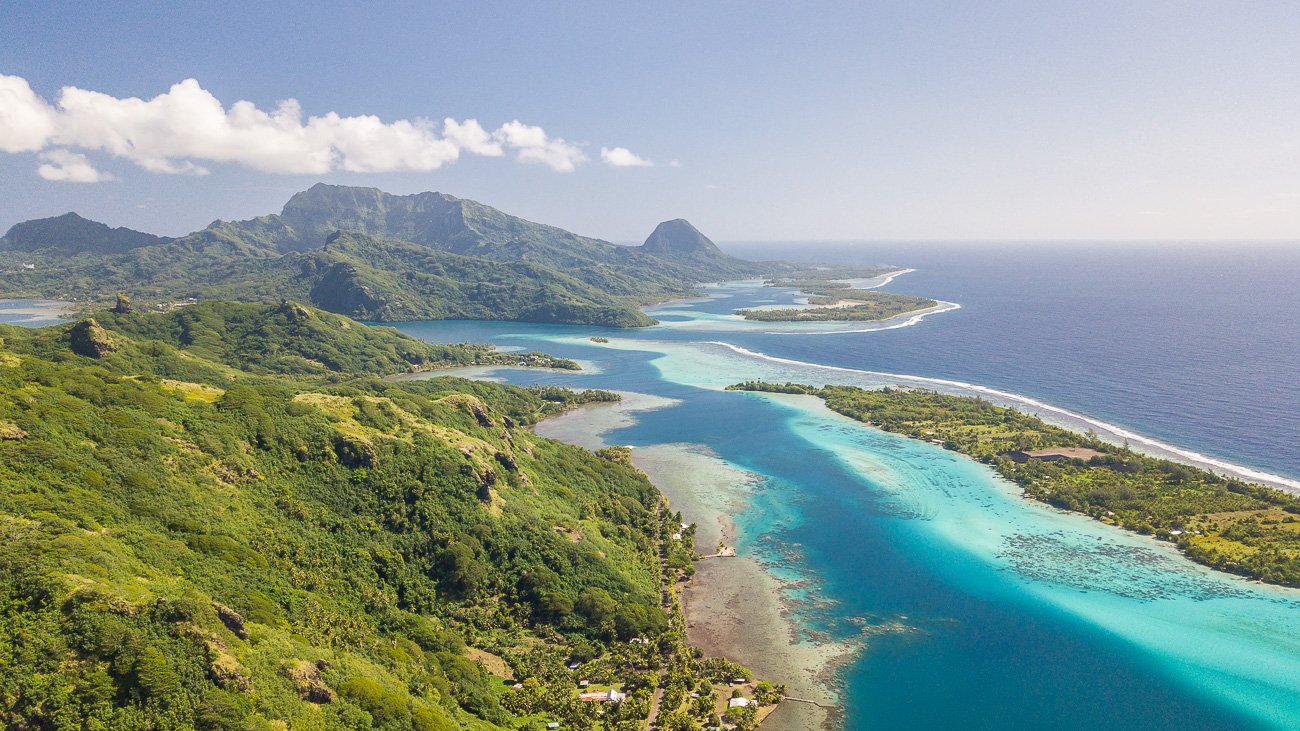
[728,697,753,708]
[1007,447,1105,463]
[579,689,626,703]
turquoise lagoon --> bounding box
[394,279,1300,730]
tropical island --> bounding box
[728,382,1300,587]
[736,290,937,323]
[0,301,785,730]
[736,277,937,323]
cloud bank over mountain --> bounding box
[0,74,650,181]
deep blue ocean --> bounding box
[388,242,1300,730]
[721,241,1300,481]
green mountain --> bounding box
[0,212,169,255]
[1,185,776,326]
[639,219,725,259]
[194,183,769,295]
[299,233,657,326]
[0,304,748,730]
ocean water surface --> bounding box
[392,243,1300,730]
[0,299,75,327]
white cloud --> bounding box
[0,73,622,180]
[443,118,503,156]
[308,112,457,173]
[496,121,586,172]
[600,146,654,167]
[37,149,116,182]
[0,74,56,152]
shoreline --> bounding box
[739,268,936,323]
[704,340,1300,494]
[534,404,854,730]
[625,276,1297,492]
[851,267,914,289]
[630,444,854,731]
[759,388,1300,594]
[758,299,961,334]
[0,298,78,326]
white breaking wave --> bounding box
[859,267,915,289]
[759,267,962,336]
[763,300,962,336]
[706,341,1300,493]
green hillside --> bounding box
[0,233,655,329]
[0,185,774,327]
[0,307,744,730]
[0,212,169,255]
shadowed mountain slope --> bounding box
[1,212,170,255]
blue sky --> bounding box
[2,1,1298,241]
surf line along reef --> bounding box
[727,381,1300,587]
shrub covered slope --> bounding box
[0,306,685,730]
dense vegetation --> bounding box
[736,288,936,322]
[0,305,768,730]
[729,382,1300,586]
[738,275,936,323]
[0,230,656,329]
[1,184,777,328]
[0,212,168,255]
[763,265,898,282]
[2,300,577,382]
[93,300,578,376]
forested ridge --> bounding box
[0,303,760,730]
[0,185,778,328]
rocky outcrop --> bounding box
[67,319,119,358]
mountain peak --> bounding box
[281,183,387,217]
[640,219,722,257]
[1,212,166,254]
